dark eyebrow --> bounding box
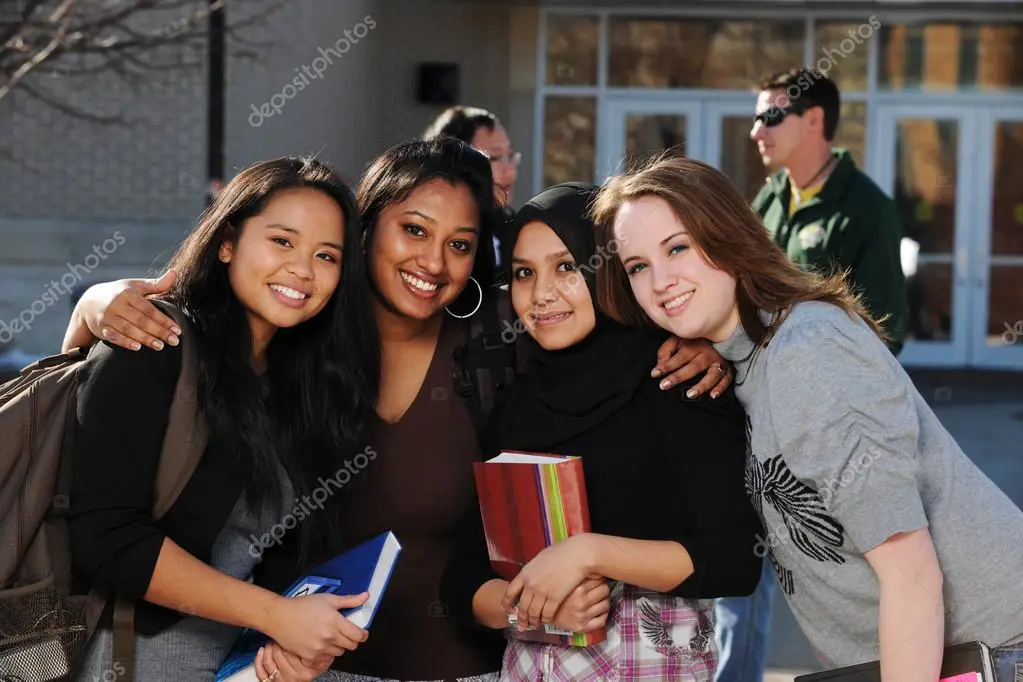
[264,224,342,251]
[402,210,477,235]
[546,249,572,262]
[661,230,687,246]
[401,209,435,223]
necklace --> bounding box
[792,153,835,193]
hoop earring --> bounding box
[445,276,483,319]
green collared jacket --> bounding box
[751,149,908,356]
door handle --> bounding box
[955,248,969,286]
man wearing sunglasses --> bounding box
[748,68,907,355]
[714,67,909,682]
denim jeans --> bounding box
[713,561,776,682]
[993,643,1023,682]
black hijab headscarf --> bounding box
[495,182,667,451]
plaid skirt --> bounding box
[499,583,718,681]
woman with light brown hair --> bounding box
[590,156,1023,682]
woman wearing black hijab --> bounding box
[440,183,763,681]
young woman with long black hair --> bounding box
[62,140,736,682]
[69,157,380,682]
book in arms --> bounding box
[215,531,402,682]
[794,641,996,682]
[472,450,604,647]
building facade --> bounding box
[1,0,1021,371]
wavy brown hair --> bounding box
[590,155,886,347]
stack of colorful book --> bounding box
[473,451,604,647]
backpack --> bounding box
[0,299,206,682]
[452,286,522,441]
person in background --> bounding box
[423,105,521,281]
[749,67,907,356]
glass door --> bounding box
[599,98,704,181]
[703,98,768,202]
[875,104,977,367]
[970,107,1023,369]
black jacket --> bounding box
[69,341,248,635]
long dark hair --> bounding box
[357,136,501,301]
[164,156,380,560]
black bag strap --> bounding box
[452,289,518,441]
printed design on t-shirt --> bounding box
[744,418,846,595]
[636,598,713,660]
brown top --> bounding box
[332,315,505,680]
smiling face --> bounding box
[219,186,344,355]
[510,221,597,351]
[368,179,480,321]
[612,195,739,343]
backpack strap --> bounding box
[151,300,207,519]
[109,299,207,681]
[452,289,518,441]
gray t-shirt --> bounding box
[715,300,1023,667]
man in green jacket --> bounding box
[749,67,908,356]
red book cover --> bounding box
[472,451,604,647]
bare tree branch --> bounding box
[0,0,287,121]
[19,79,125,123]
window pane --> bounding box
[720,116,768,201]
[543,97,596,187]
[990,121,1023,256]
[987,266,1023,347]
[546,15,599,86]
[893,118,958,255]
[609,18,804,89]
[621,114,688,172]
[907,263,954,342]
[814,22,873,92]
[834,101,867,169]
[880,22,1023,91]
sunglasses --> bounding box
[754,105,807,128]
[488,151,522,166]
